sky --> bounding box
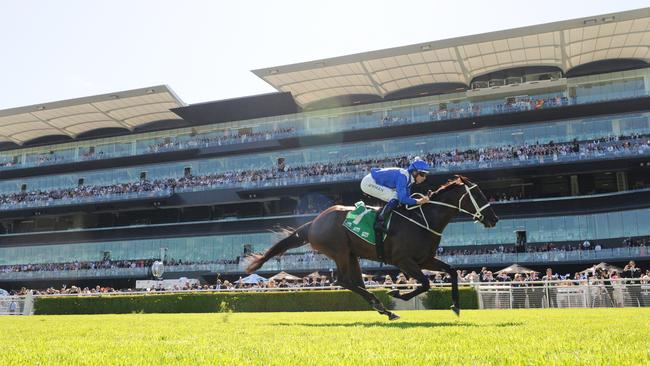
[0,1,648,109]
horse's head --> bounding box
[427,175,499,228]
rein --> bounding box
[393,207,442,236]
[394,183,491,237]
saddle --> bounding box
[342,201,392,246]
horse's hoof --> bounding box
[388,290,401,299]
[388,312,400,321]
[451,305,460,317]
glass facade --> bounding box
[441,207,650,247]
[2,110,650,199]
[1,207,649,266]
[570,74,647,104]
[1,245,647,281]
[0,232,274,266]
[1,68,648,171]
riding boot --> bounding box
[374,199,397,263]
[374,199,397,233]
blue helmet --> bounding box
[408,158,430,173]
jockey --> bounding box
[360,158,431,254]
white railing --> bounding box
[4,280,645,315]
[476,279,649,309]
[0,293,33,315]
[30,283,421,298]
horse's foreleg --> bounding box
[421,257,460,316]
[449,269,460,316]
[390,259,430,301]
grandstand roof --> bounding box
[253,7,650,108]
[0,85,185,146]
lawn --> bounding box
[1,308,648,365]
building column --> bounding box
[616,171,628,192]
[570,175,579,196]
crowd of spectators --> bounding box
[2,132,650,209]
[5,87,640,172]
[9,285,119,296]
[4,260,648,298]
[146,127,296,154]
[25,153,68,166]
[80,149,106,160]
[0,157,17,168]
[439,238,648,257]
[0,259,161,274]
[423,133,650,172]
[0,257,239,274]
[427,94,569,121]
[0,252,329,275]
[2,236,647,278]
[0,181,170,207]
[451,263,650,285]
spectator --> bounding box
[542,268,558,307]
[622,260,643,306]
[395,273,408,285]
[511,273,526,309]
[641,270,650,285]
[383,275,394,287]
[482,271,495,282]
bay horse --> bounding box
[246,175,499,320]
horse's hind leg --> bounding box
[421,257,460,316]
[335,253,400,321]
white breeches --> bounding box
[360,174,398,203]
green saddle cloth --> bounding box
[342,201,391,245]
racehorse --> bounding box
[246,175,499,320]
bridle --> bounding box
[428,183,491,223]
[393,182,491,237]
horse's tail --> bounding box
[245,222,312,273]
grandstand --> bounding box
[2,7,650,291]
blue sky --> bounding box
[0,1,648,109]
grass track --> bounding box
[1,308,649,365]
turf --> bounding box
[1,308,649,365]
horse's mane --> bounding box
[430,175,468,196]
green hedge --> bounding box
[34,290,392,315]
[421,287,478,309]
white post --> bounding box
[544,283,550,308]
[22,292,34,316]
[582,284,589,308]
[509,287,513,309]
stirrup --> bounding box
[374,220,387,232]
[374,214,387,232]
[375,226,389,234]
[375,230,388,264]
